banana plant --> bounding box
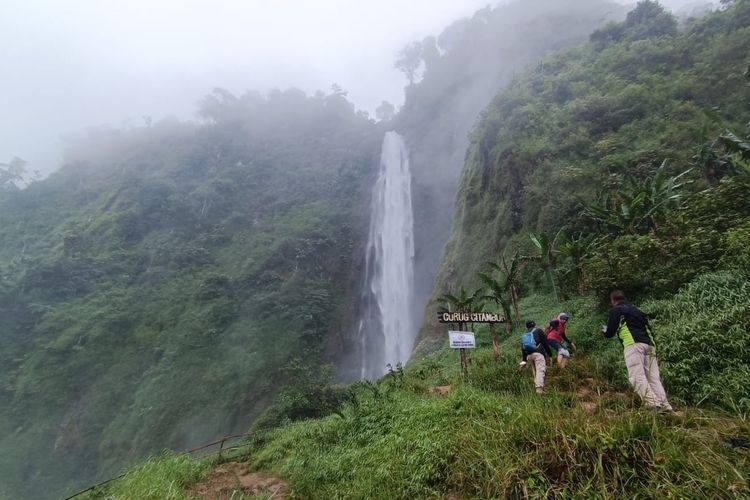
[439,286,485,330]
[557,233,597,295]
[718,129,750,165]
[477,271,512,360]
[485,251,527,328]
[530,230,562,302]
[581,160,692,235]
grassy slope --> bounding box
[87,294,749,499]
[18,3,750,498]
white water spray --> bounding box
[358,132,415,379]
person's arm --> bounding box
[604,307,622,339]
[561,332,575,349]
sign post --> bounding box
[449,331,476,376]
[438,311,506,376]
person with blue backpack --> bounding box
[520,320,553,394]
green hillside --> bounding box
[0,2,638,498]
[4,1,750,498]
[395,0,627,327]
[78,294,750,499]
[77,2,750,499]
[419,0,750,363]
[0,88,380,499]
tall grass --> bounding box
[81,453,208,500]
[95,291,750,499]
[243,343,749,499]
[643,271,750,415]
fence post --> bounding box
[218,437,225,461]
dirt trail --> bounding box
[189,462,288,499]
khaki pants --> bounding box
[527,352,546,390]
[623,343,672,410]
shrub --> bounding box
[83,454,207,500]
[644,271,750,414]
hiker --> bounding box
[520,320,553,394]
[546,313,576,368]
[603,289,673,413]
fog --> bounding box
[1,0,495,176]
[0,0,707,177]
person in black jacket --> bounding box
[604,289,673,412]
[521,320,553,394]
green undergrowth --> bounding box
[233,291,749,498]
[644,270,750,414]
[81,454,208,500]
[240,347,748,499]
[88,291,750,499]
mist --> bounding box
[0,0,709,178]
[0,0,497,177]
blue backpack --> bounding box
[521,330,538,351]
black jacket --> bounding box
[605,301,652,347]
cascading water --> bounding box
[358,131,415,379]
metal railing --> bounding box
[62,432,255,499]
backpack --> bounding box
[521,331,537,351]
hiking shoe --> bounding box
[535,387,545,395]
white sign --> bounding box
[449,331,476,349]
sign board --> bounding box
[438,312,505,324]
[449,331,476,349]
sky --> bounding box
[0,0,703,176]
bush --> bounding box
[251,362,352,430]
[83,454,207,500]
[248,377,749,499]
[644,271,750,414]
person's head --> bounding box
[525,320,536,330]
[558,312,569,323]
[549,319,560,330]
[610,289,626,306]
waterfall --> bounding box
[358,131,415,379]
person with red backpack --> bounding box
[546,313,576,368]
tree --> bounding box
[581,161,692,235]
[530,231,562,302]
[477,272,512,360]
[717,129,750,168]
[486,251,527,328]
[0,157,27,189]
[624,1,678,39]
[375,101,396,122]
[692,140,739,186]
[557,233,597,296]
[395,41,423,85]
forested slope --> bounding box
[0,88,381,499]
[64,3,750,499]
[390,0,627,331]
[421,0,750,367]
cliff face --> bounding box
[393,0,627,342]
